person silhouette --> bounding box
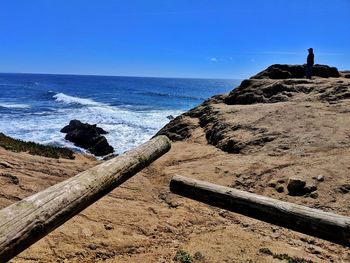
[306,48,314,79]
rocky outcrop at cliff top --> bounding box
[61,120,114,156]
[224,64,345,105]
[251,64,340,79]
[156,64,350,154]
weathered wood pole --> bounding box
[0,135,171,262]
[170,175,350,247]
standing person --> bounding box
[306,48,314,79]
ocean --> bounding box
[0,73,239,155]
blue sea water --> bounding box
[0,73,240,154]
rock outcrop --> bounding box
[61,120,114,156]
[155,115,198,141]
[224,64,341,105]
[251,64,339,79]
[157,64,350,156]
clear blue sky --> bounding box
[1,0,349,79]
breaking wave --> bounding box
[0,103,31,109]
[53,93,107,107]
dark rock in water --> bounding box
[252,64,340,79]
[166,115,175,120]
[88,137,114,156]
[61,120,114,156]
[61,120,108,135]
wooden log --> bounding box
[170,175,350,247]
[0,135,171,262]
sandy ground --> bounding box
[1,76,350,262]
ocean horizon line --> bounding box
[0,71,241,81]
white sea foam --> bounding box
[0,103,31,109]
[0,100,183,155]
[53,93,107,106]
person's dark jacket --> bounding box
[307,53,314,66]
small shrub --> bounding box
[174,249,193,263]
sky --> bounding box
[0,0,349,79]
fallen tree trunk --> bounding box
[0,135,171,262]
[170,175,350,247]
